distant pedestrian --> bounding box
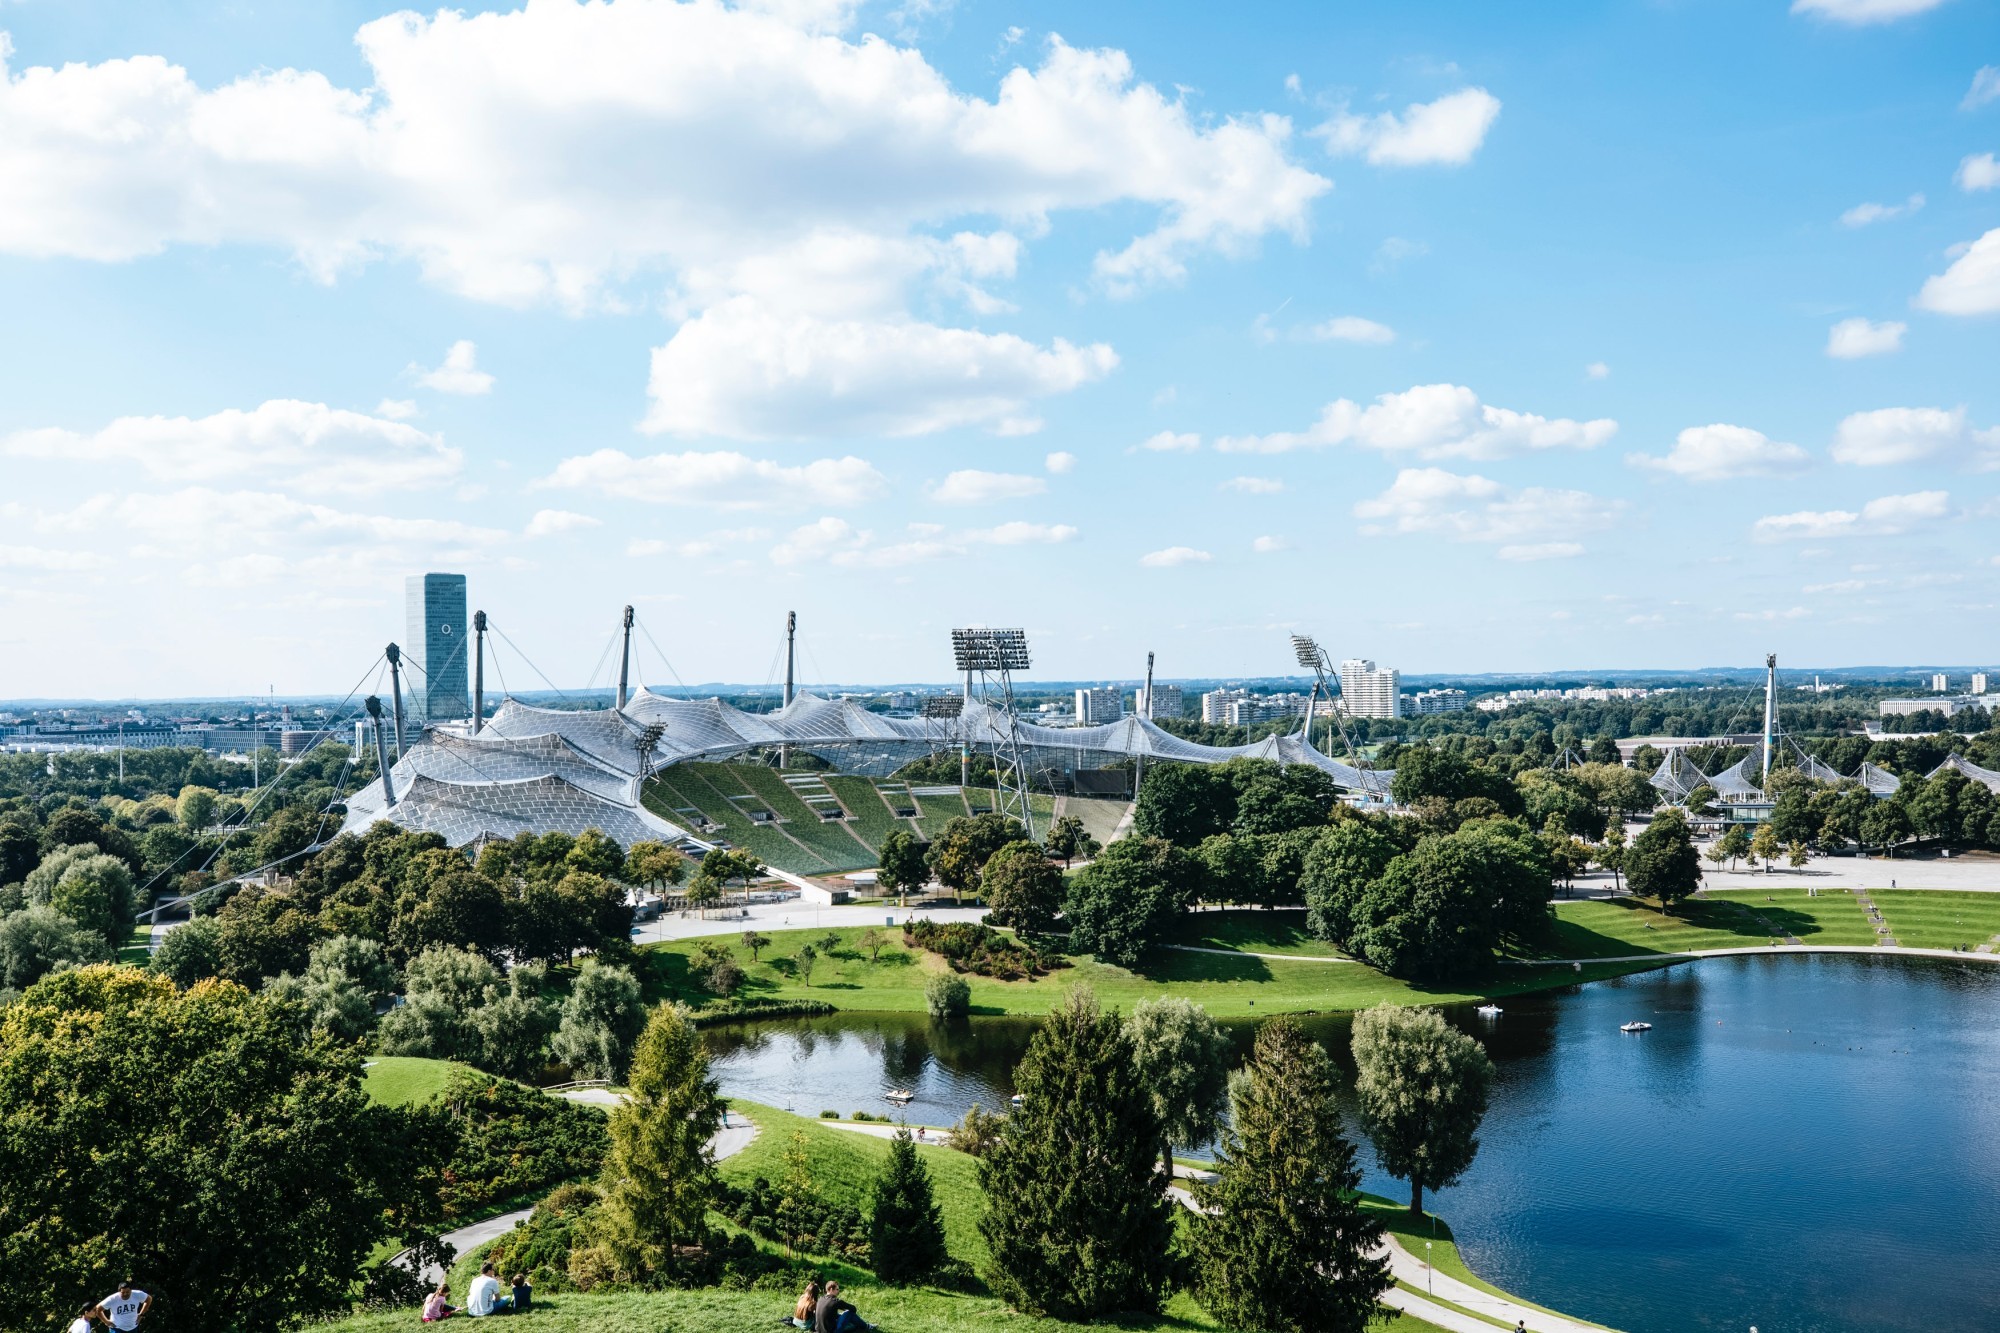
[95,1282,149,1332]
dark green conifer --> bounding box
[1191,1015,1390,1333]
[977,985,1173,1318]
[868,1127,948,1283]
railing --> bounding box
[542,1078,611,1093]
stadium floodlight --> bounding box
[951,628,1031,673]
[920,695,965,718]
[1291,634,1330,672]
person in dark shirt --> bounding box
[813,1280,869,1333]
[508,1275,531,1314]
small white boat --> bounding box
[1009,1093,1025,1108]
[1620,1021,1653,1033]
[1476,1004,1503,1018]
[885,1089,914,1103]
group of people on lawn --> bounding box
[422,1264,532,1321]
[65,1281,149,1333]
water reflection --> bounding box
[704,956,2000,1333]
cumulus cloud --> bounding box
[926,469,1048,504]
[1918,228,2000,314]
[1353,467,1621,546]
[768,514,1070,566]
[1140,430,1201,453]
[1044,451,1077,474]
[524,509,601,538]
[1628,424,1811,482]
[1968,67,2000,110]
[1251,535,1291,553]
[1959,153,2000,192]
[1826,317,1906,359]
[642,299,1115,439]
[964,521,1076,545]
[1752,490,1950,540]
[1790,0,1950,21]
[1216,383,1616,460]
[374,398,419,420]
[1831,406,2000,467]
[1302,316,1395,344]
[1839,194,1924,226]
[1585,361,1610,380]
[1314,88,1501,166]
[1,399,461,494]
[1139,545,1212,567]
[1223,476,1284,494]
[538,448,885,509]
[0,545,111,573]
[414,340,494,395]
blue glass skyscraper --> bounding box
[404,573,469,722]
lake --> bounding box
[702,953,2000,1333]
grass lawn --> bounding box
[643,925,1654,1019]
[1544,889,1877,957]
[1165,908,1350,958]
[1360,1195,1613,1331]
[117,920,153,965]
[361,1055,474,1106]
[1869,890,2000,950]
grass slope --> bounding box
[1869,890,2000,950]
[1166,909,1351,958]
[824,774,912,850]
[1545,889,1877,957]
[641,925,1652,1019]
[362,1055,473,1107]
[732,765,877,871]
[1062,794,1132,848]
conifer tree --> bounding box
[869,1127,948,1283]
[978,985,1173,1318]
[588,1002,725,1280]
[1191,1016,1390,1333]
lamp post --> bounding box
[1425,1240,1432,1295]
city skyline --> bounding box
[2,0,1998,697]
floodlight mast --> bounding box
[951,628,1037,837]
[1289,633,1386,799]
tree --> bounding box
[869,1128,948,1284]
[623,841,688,892]
[564,828,627,880]
[1788,841,1810,870]
[685,872,723,919]
[1300,821,1399,947]
[1195,832,1267,907]
[0,904,112,990]
[388,848,508,963]
[876,829,929,903]
[857,927,888,964]
[0,966,439,1332]
[1350,1004,1494,1216]
[979,987,1174,1319]
[1750,824,1781,873]
[377,947,501,1063]
[551,960,646,1082]
[175,785,220,833]
[1624,809,1703,910]
[1132,763,1237,847]
[1715,824,1751,872]
[926,813,1027,899]
[266,935,396,1043]
[1599,822,1627,893]
[1862,800,1912,856]
[581,1003,725,1282]
[1348,823,1546,981]
[1063,836,1199,968]
[1190,1016,1389,1333]
[1123,996,1230,1167]
[1043,814,1099,867]
[150,916,222,988]
[981,840,1065,936]
[926,973,970,1020]
[741,930,771,962]
[794,943,818,986]
[25,847,136,948]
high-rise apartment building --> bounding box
[1408,688,1469,715]
[1201,688,1249,723]
[405,573,470,722]
[1338,659,1402,719]
[1932,673,1950,694]
[1075,686,1123,725]
[1137,682,1184,721]
[1974,674,1990,696]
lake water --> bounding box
[702,953,2000,1333]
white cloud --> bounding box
[1585,361,1611,380]
[1302,315,1395,344]
[1733,607,1811,621]
[1918,227,2000,314]
[769,517,957,569]
[1831,406,2000,467]
[1497,542,1584,562]
[374,398,419,421]
[1315,88,1501,166]
[1216,383,1616,460]
[927,469,1048,504]
[1251,535,1291,553]
[1371,236,1428,274]
[1839,193,1924,226]
[1826,317,1906,359]
[1958,153,2000,192]
[1967,67,2000,110]
[538,449,885,509]
[964,521,1076,545]
[643,299,1115,439]
[1044,451,1077,474]
[1141,430,1201,453]
[1752,490,1950,540]
[1139,545,1212,567]
[0,545,111,572]
[1222,476,1284,495]
[1353,467,1621,546]
[0,13,1326,308]
[414,340,494,395]
[524,509,601,538]
[1,398,461,494]
[1790,0,1950,22]
[1629,424,1811,482]
[628,527,769,559]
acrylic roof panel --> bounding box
[1930,753,2000,793]
[346,773,686,848]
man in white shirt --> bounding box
[465,1262,507,1317]
[96,1282,149,1332]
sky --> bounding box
[1,0,1998,699]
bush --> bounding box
[904,919,1065,980]
[430,1069,609,1220]
[718,1175,871,1264]
[820,1109,840,1119]
[925,972,970,1020]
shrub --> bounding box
[718,1175,871,1264]
[925,972,970,1020]
[430,1069,609,1220]
[904,919,1065,980]
[821,1109,840,1119]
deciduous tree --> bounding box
[981,840,1064,936]
[1350,1004,1493,1217]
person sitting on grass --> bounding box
[813,1280,873,1333]
[421,1282,459,1323]
[509,1274,532,1315]
[466,1263,511,1317]
[789,1277,822,1328]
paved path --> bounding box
[630,901,986,946]
[1165,943,1363,964]
[1379,1232,1614,1333]
[1504,942,2000,968]
[412,1110,760,1284]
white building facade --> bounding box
[1338,659,1402,719]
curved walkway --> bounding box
[1164,943,1363,964]
[1505,942,2000,968]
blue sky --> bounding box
[1,0,1997,698]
